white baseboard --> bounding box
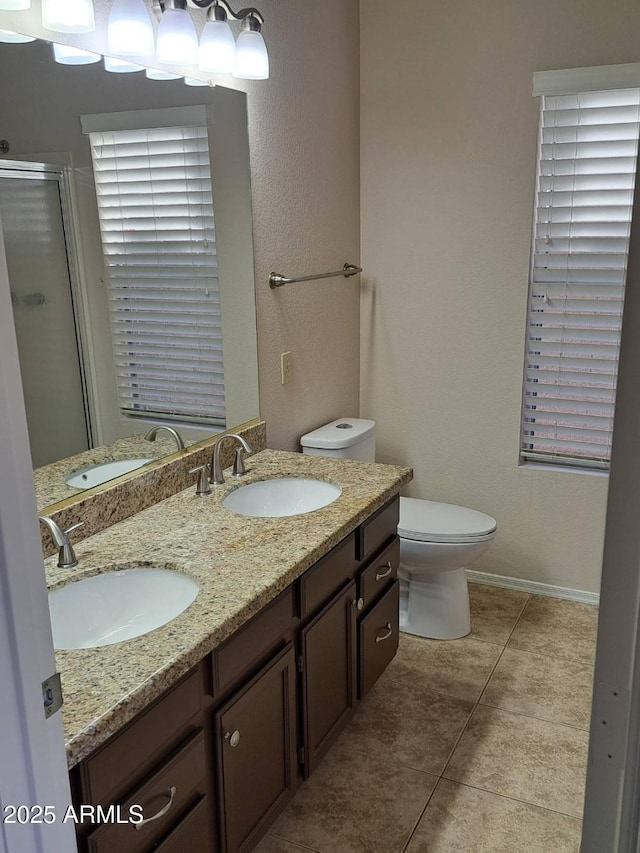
[465,569,600,606]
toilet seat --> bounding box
[398,497,497,544]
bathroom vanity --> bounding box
[49,450,412,853]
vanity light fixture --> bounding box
[108,0,155,57]
[0,0,268,80]
[156,0,198,65]
[41,0,95,34]
[145,66,181,80]
[53,42,101,64]
[104,55,144,72]
[184,76,210,86]
[198,3,236,74]
[0,28,34,41]
[233,13,267,79]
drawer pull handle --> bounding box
[353,597,364,611]
[375,562,393,581]
[225,729,241,747]
[135,786,177,830]
[375,623,393,643]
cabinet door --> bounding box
[300,580,357,778]
[215,643,297,853]
[359,581,400,698]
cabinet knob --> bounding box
[225,730,241,747]
[353,597,364,611]
[375,561,393,581]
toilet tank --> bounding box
[300,418,376,462]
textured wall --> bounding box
[245,0,361,450]
[360,0,640,593]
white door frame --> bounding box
[0,216,76,850]
[582,159,640,851]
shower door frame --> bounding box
[0,159,97,454]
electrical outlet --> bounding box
[281,351,293,385]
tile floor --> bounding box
[256,583,599,853]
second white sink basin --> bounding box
[49,568,199,650]
[65,458,154,489]
[222,477,341,517]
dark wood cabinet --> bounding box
[71,495,402,853]
[299,580,358,777]
[214,644,297,853]
[358,580,400,697]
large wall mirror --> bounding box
[0,39,259,512]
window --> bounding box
[521,67,640,470]
[82,107,225,427]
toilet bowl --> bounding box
[300,418,497,640]
[398,497,496,639]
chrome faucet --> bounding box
[38,516,83,569]
[210,433,254,485]
[144,425,186,452]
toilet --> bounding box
[300,418,497,640]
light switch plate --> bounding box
[281,351,292,385]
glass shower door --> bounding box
[0,166,90,468]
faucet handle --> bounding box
[63,521,84,537]
[189,464,212,496]
[232,447,247,477]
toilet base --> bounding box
[399,567,471,640]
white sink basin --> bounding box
[222,477,341,518]
[48,568,199,650]
[65,458,154,489]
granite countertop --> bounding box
[34,432,197,510]
[45,449,412,768]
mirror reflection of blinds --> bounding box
[521,89,640,469]
[89,125,225,426]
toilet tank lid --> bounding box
[300,418,376,450]
[399,497,497,541]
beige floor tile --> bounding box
[388,632,501,702]
[269,744,437,853]
[254,835,320,853]
[507,595,599,664]
[468,584,529,645]
[444,705,588,817]
[337,677,474,774]
[405,779,582,853]
[481,647,593,729]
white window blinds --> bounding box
[521,87,640,469]
[88,123,225,426]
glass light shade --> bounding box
[233,30,268,80]
[53,42,100,64]
[156,8,198,65]
[184,77,210,87]
[0,0,30,10]
[107,0,154,57]
[0,29,35,42]
[146,67,181,81]
[104,55,143,73]
[198,19,235,74]
[42,0,95,34]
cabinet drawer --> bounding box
[154,796,211,853]
[215,587,294,693]
[356,497,399,562]
[358,537,399,611]
[298,533,358,618]
[86,730,208,853]
[359,581,400,698]
[80,665,205,807]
